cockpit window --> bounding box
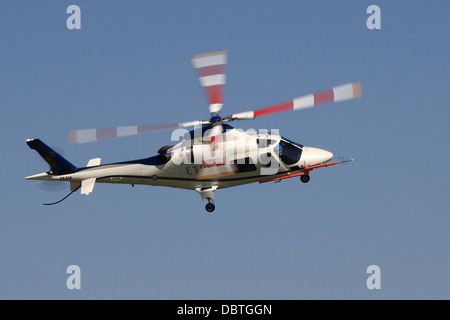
[281,137,303,148]
[278,140,302,165]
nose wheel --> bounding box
[300,174,310,183]
[205,199,215,212]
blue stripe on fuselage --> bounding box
[73,155,159,173]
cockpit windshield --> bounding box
[277,139,302,165]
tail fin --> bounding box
[26,139,77,175]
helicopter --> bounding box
[25,51,361,212]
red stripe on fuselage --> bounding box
[200,160,227,168]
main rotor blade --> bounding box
[69,120,209,144]
[191,51,227,116]
[230,82,362,120]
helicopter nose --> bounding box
[301,147,333,166]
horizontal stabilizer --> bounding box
[87,158,101,167]
[81,178,96,195]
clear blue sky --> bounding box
[1,1,449,299]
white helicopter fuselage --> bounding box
[26,126,333,198]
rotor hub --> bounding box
[210,115,222,123]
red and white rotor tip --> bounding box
[191,51,227,116]
[231,82,362,120]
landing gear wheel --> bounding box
[205,202,215,213]
[300,174,310,183]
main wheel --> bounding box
[205,202,215,212]
[300,174,310,183]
